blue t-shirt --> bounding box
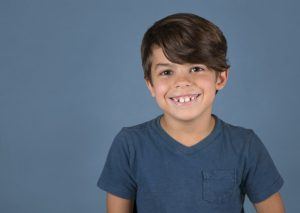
[97,114,284,213]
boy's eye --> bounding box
[160,70,172,76]
[159,66,204,76]
[191,66,204,72]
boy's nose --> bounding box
[175,82,191,88]
[174,75,192,88]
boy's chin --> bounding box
[162,111,206,122]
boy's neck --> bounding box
[160,112,216,146]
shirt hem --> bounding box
[97,180,136,200]
[248,175,284,204]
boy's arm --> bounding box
[106,192,134,213]
[254,192,285,213]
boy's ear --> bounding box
[215,69,229,91]
[145,79,156,97]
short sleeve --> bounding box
[97,128,137,200]
[242,130,284,204]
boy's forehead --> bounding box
[150,47,171,69]
[151,46,167,61]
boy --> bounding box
[97,13,285,213]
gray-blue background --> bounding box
[1,0,299,212]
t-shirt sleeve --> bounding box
[97,128,137,200]
[242,130,284,204]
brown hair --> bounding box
[141,13,230,94]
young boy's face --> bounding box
[145,46,228,122]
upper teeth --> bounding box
[172,95,199,103]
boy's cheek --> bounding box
[156,85,169,97]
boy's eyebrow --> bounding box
[154,63,174,70]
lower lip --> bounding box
[169,94,201,107]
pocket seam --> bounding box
[202,169,236,203]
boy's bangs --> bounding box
[156,25,227,71]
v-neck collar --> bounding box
[152,113,223,155]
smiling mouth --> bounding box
[169,94,201,105]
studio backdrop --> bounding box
[1,0,299,212]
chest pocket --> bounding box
[202,169,236,203]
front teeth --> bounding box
[174,95,198,103]
[180,97,192,103]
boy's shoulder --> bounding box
[220,118,263,154]
[114,116,158,142]
[221,117,257,142]
[121,115,159,132]
[123,119,152,131]
[222,118,254,135]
